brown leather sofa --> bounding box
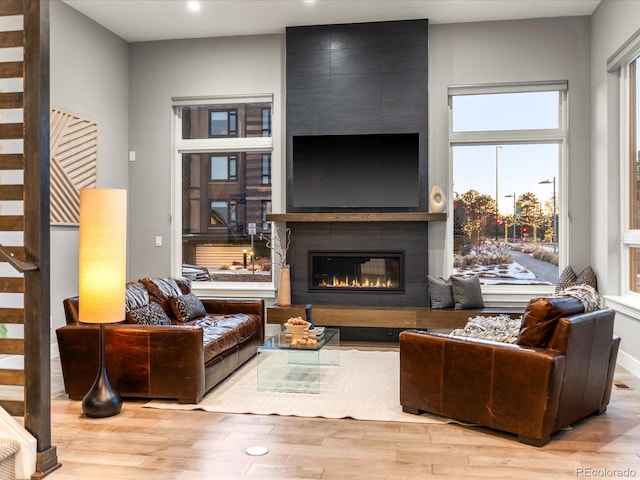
[399,296,620,446]
[57,277,264,403]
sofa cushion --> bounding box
[451,275,485,310]
[516,296,584,348]
[140,277,183,317]
[125,282,150,311]
[169,292,207,322]
[126,302,172,326]
[428,276,455,309]
[189,313,262,362]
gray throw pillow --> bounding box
[169,292,207,322]
[450,275,485,310]
[428,275,454,309]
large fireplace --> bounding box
[309,251,404,292]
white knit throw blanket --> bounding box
[449,314,522,344]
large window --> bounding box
[175,97,274,283]
[625,55,640,293]
[449,83,567,286]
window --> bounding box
[624,55,640,293]
[175,96,274,283]
[449,83,567,287]
[261,154,271,185]
[210,154,237,181]
[209,109,237,137]
[261,200,271,231]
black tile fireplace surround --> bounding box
[288,222,428,309]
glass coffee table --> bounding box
[257,327,340,394]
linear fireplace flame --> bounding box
[309,251,404,293]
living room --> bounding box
[10,0,640,477]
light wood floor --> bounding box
[45,343,640,480]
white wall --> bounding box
[49,0,129,334]
[127,35,284,281]
[428,16,592,280]
[591,0,640,376]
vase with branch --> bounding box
[263,227,292,306]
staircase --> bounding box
[0,1,59,478]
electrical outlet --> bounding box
[155,236,162,247]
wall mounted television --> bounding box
[291,133,421,210]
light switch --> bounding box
[129,151,136,161]
[155,236,162,247]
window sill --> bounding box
[480,284,555,308]
[603,294,640,321]
[191,281,277,299]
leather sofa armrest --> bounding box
[56,323,206,403]
[399,330,565,444]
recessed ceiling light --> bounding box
[187,1,201,12]
[304,0,316,4]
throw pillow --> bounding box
[576,266,598,291]
[427,276,455,309]
[140,277,183,316]
[126,302,172,326]
[555,266,577,293]
[555,265,598,292]
[169,292,207,322]
[450,275,485,310]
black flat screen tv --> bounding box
[291,133,420,210]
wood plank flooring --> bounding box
[45,343,640,479]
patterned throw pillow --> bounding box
[169,293,207,322]
[555,266,577,293]
[126,302,172,325]
[555,265,598,292]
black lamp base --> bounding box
[82,324,122,418]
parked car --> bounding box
[182,264,211,281]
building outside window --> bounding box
[449,83,567,287]
[176,98,273,282]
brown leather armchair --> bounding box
[399,297,620,446]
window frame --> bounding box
[210,154,237,181]
[172,95,275,292]
[448,81,569,296]
[209,108,238,138]
[619,53,640,296]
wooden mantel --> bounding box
[266,212,447,222]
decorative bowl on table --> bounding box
[284,317,310,340]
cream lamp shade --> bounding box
[78,188,127,324]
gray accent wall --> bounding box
[592,0,640,377]
[49,0,129,334]
[428,17,592,284]
[128,35,284,281]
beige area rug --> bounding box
[143,349,445,424]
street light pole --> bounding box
[495,145,502,241]
[505,193,516,242]
[539,177,557,253]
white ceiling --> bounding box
[62,0,602,43]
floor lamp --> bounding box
[78,188,127,418]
